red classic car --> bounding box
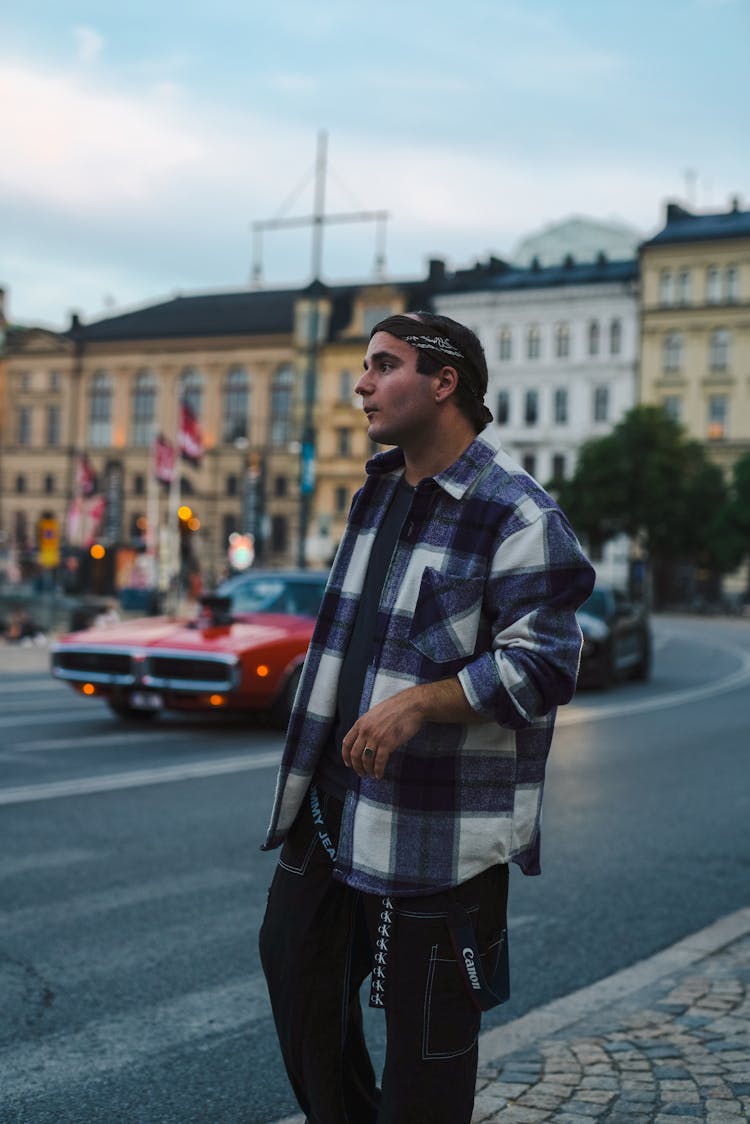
[50,571,328,723]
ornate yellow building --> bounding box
[639,199,750,474]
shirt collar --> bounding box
[364,425,502,499]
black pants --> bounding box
[259,790,509,1124]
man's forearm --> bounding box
[409,677,487,725]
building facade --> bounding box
[639,200,750,475]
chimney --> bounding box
[428,258,446,283]
[666,201,692,224]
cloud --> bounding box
[74,26,105,64]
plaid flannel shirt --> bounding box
[263,427,595,897]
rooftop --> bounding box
[642,199,750,248]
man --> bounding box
[260,312,595,1124]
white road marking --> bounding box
[0,750,282,806]
[0,847,101,880]
[12,729,186,753]
[0,710,107,729]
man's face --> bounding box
[355,332,439,448]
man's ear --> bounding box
[434,365,459,402]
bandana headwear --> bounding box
[402,334,465,361]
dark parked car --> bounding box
[576,585,651,689]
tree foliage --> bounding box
[555,406,733,572]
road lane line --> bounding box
[0,847,100,880]
[0,751,282,806]
[2,750,282,803]
[0,710,108,729]
[559,633,750,727]
[12,729,186,753]
[0,976,270,1106]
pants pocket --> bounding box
[422,943,481,1060]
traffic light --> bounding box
[228,532,254,571]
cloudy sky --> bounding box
[2,0,747,329]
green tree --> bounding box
[555,406,732,601]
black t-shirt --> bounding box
[315,478,415,798]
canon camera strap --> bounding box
[446,900,510,1012]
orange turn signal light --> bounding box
[82,683,96,696]
[255,665,270,678]
[209,694,227,707]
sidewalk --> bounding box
[0,637,53,674]
[472,908,750,1123]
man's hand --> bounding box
[341,678,484,780]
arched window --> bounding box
[526,325,541,360]
[132,368,157,447]
[270,364,295,447]
[88,370,112,447]
[180,366,203,419]
[498,328,512,361]
[659,270,674,306]
[223,366,250,443]
[609,319,622,356]
[706,267,722,304]
[588,320,600,357]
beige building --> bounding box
[0,273,440,591]
[639,199,750,474]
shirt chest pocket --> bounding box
[409,568,485,665]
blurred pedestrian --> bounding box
[259,312,594,1123]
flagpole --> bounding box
[171,382,183,613]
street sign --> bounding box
[38,516,60,568]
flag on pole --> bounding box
[74,451,97,497]
[153,434,176,484]
[178,401,203,464]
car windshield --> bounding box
[578,589,609,619]
[218,575,326,617]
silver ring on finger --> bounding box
[363,746,375,759]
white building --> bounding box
[435,231,640,589]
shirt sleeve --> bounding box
[457,507,595,728]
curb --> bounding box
[478,904,750,1065]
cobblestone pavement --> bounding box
[473,912,750,1123]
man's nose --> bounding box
[354,374,371,397]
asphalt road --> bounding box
[0,614,748,1123]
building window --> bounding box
[335,486,349,515]
[270,364,295,447]
[15,474,27,494]
[226,474,239,497]
[49,370,62,392]
[337,428,351,457]
[551,453,566,482]
[338,370,352,403]
[46,404,61,446]
[44,474,56,495]
[524,389,538,426]
[707,395,728,440]
[593,385,609,422]
[271,514,289,553]
[133,473,145,496]
[709,330,730,372]
[223,513,238,544]
[17,371,31,392]
[609,319,622,356]
[659,270,674,306]
[555,322,570,359]
[223,366,250,443]
[132,369,157,447]
[588,320,600,357]
[553,388,568,425]
[527,326,541,360]
[726,266,739,303]
[663,333,683,373]
[495,390,510,425]
[662,395,682,422]
[362,305,392,335]
[274,475,288,498]
[88,370,112,447]
[706,267,722,304]
[498,328,512,361]
[677,270,692,305]
[522,454,536,477]
[17,406,32,446]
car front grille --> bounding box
[54,650,133,677]
[146,654,238,692]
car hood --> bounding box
[55,613,314,655]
